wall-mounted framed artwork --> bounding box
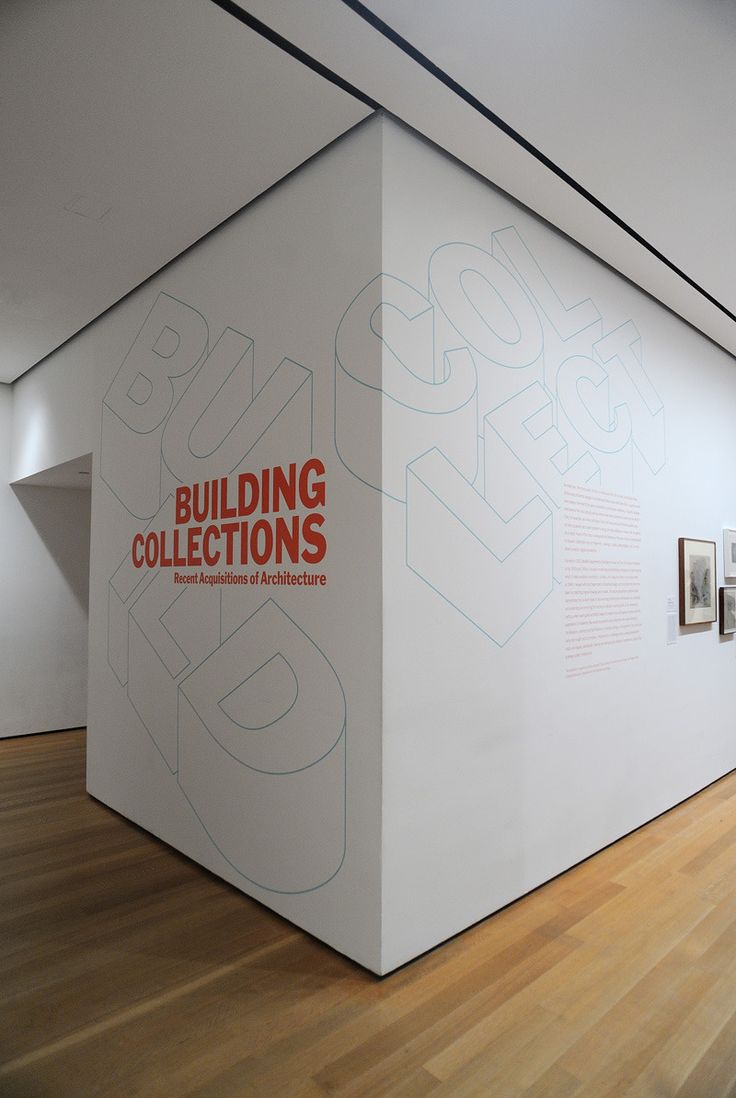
[723,529,736,581]
[720,587,736,635]
[679,538,717,625]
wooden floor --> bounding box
[3,734,736,1096]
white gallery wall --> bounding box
[376,120,736,971]
[11,118,386,971]
[9,115,736,972]
[0,384,90,738]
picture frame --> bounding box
[679,538,717,626]
[720,587,736,635]
[724,529,736,581]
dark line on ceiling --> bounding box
[337,0,736,327]
[19,115,376,383]
[209,0,381,111]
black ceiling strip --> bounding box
[209,0,381,111]
[338,0,736,327]
[21,116,377,382]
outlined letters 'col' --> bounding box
[177,599,346,893]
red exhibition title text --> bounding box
[131,458,327,569]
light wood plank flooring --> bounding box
[3,729,736,1096]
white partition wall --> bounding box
[14,114,736,972]
[0,384,91,738]
[85,118,385,972]
[376,120,736,971]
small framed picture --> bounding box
[679,538,717,626]
[724,529,736,581]
[720,587,736,635]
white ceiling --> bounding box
[3,0,736,385]
[366,0,736,326]
[244,0,736,360]
[12,452,92,489]
[0,0,369,383]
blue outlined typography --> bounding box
[335,226,666,645]
[101,293,208,519]
[335,274,478,501]
[101,291,345,894]
[177,599,346,894]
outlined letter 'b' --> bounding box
[101,293,208,518]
